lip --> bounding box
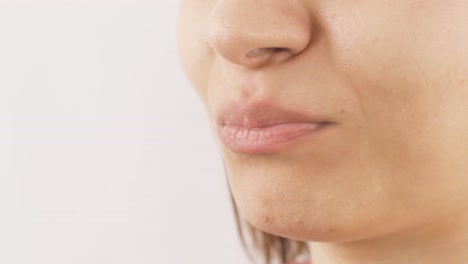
[216,101,333,154]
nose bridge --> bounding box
[205,0,313,69]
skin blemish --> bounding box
[261,212,270,223]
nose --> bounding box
[205,0,313,69]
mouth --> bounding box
[217,122,331,154]
[216,101,335,154]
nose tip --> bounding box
[205,1,313,69]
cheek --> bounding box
[326,1,466,138]
[325,0,468,194]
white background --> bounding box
[0,1,248,263]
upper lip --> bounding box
[216,100,331,128]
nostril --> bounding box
[246,48,264,58]
[246,48,269,58]
[270,47,287,52]
[245,47,287,58]
[242,47,293,68]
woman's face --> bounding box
[177,0,468,242]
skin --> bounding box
[176,0,468,263]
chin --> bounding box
[231,180,397,244]
[224,149,402,244]
[239,201,351,243]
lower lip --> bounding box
[217,123,327,154]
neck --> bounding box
[308,208,468,264]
